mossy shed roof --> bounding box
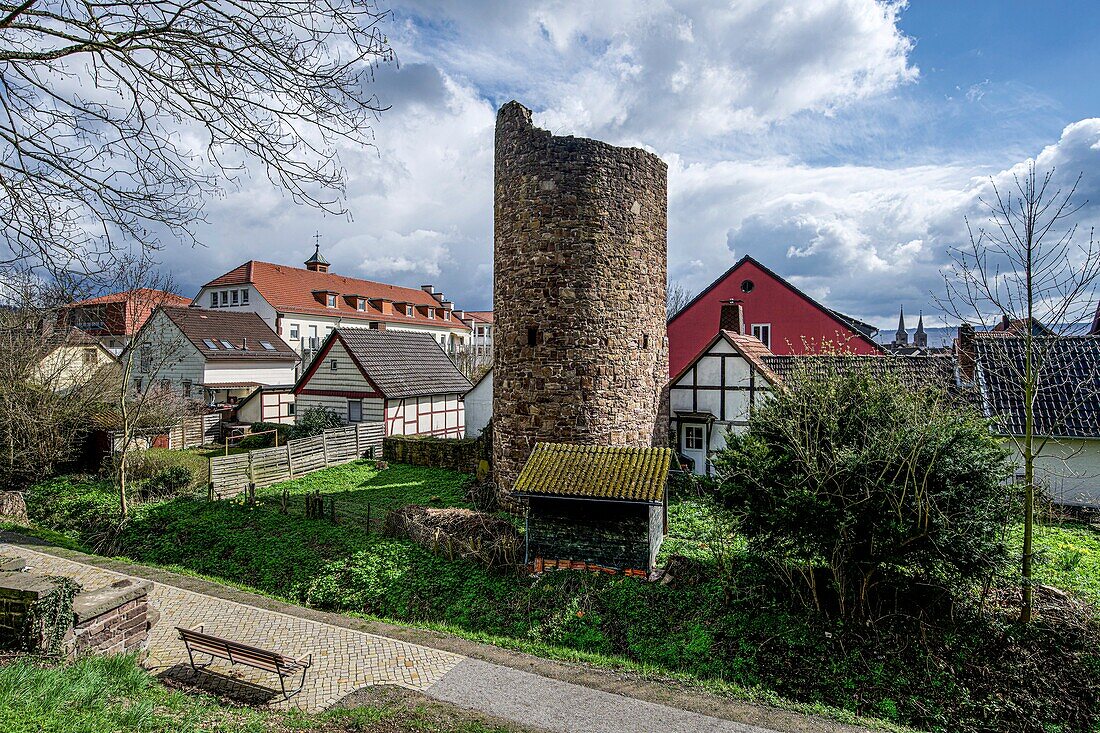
[513,443,672,504]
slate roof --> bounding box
[763,354,957,390]
[332,328,472,400]
[513,443,673,504]
[202,261,470,331]
[159,307,299,362]
[974,336,1100,438]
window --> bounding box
[209,292,218,308]
[347,399,362,423]
[683,424,705,451]
[219,339,234,349]
[139,343,151,373]
[133,377,143,392]
[82,348,98,366]
[308,325,318,349]
[241,289,249,305]
[289,324,299,339]
[406,305,414,317]
[181,379,192,398]
[641,334,650,349]
[740,279,755,293]
[219,291,228,306]
[326,294,337,308]
[231,289,239,305]
[259,340,275,351]
[329,359,338,371]
[202,338,218,350]
[751,324,771,349]
[286,402,295,416]
[443,310,450,320]
[527,327,538,347]
[427,308,435,319]
[356,298,366,311]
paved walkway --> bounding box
[0,538,868,733]
[2,543,462,711]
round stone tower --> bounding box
[492,101,669,492]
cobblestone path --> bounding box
[1,543,463,711]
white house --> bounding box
[967,332,1100,507]
[132,307,300,405]
[192,245,477,369]
[670,302,957,475]
[464,368,493,438]
[294,328,472,437]
[235,384,296,425]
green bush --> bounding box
[238,421,291,450]
[142,466,192,499]
[713,365,1015,619]
[288,407,342,440]
[122,449,207,491]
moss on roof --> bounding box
[513,443,672,503]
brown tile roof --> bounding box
[763,354,957,390]
[513,443,672,504]
[159,307,299,362]
[317,328,472,400]
[203,261,470,331]
[724,331,781,384]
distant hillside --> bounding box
[876,323,1092,349]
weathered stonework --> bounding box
[492,101,669,492]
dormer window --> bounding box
[209,292,217,308]
[219,291,228,306]
[356,298,366,311]
[326,294,337,308]
[231,289,239,305]
[406,304,414,317]
[427,308,435,319]
[443,310,450,320]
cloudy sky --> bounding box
[164,0,1100,331]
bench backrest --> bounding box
[177,627,296,673]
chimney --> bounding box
[421,285,434,294]
[441,300,454,310]
[957,323,976,382]
[719,299,744,334]
[1000,314,1011,331]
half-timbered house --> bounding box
[293,328,471,437]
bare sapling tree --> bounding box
[0,0,393,286]
[0,276,118,491]
[667,281,694,320]
[109,258,192,519]
[939,162,1100,623]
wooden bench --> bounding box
[177,626,312,699]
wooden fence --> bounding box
[109,413,222,453]
[208,423,384,499]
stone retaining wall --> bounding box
[383,435,483,474]
[71,579,155,657]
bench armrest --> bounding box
[294,652,313,667]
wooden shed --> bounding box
[513,443,673,577]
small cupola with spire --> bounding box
[305,234,330,273]
[914,311,928,349]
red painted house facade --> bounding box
[668,256,882,376]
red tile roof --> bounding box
[66,288,190,335]
[203,261,470,330]
[467,310,494,324]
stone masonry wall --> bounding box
[492,101,669,492]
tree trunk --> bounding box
[119,449,129,520]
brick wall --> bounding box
[71,580,154,657]
[492,101,669,494]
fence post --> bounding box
[322,431,330,466]
[286,442,294,479]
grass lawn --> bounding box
[0,654,518,733]
[18,462,1100,733]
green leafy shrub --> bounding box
[141,466,192,499]
[713,365,1015,618]
[288,407,343,440]
[238,421,291,450]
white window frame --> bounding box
[241,289,249,305]
[406,304,414,317]
[326,294,337,308]
[752,323,771,349]
[347,399,362,423]
[289,324,299,339]
[357,298,366,311]
[219,291,228,306]
[209,292,218,308]
[231,289,239,305]
[683,424,705,451]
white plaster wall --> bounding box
[203,361,297,386]
[464,371,492,438]
[1006,438,1100,507]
